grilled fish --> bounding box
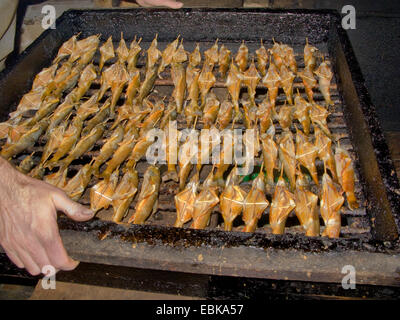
[243,58,261,107]
[295,127,318,185]
[255,39,268,77]
[174,173,199,227]
[191,170,220,229]
[294,170,320,236]
[278,130,296,190]
[242,165,269,232]
[320,171,344,238]
[260,125,278,191]
[112,167,139,223]
[293,90,311,135]
[269,167,296,234]
[314,61,334,106]
[220,167,246,231]
[262,60,280,108]
[99,36,115,71]
[235,41,248,72]
[90,169,119,212]
[158,35,180,76]
[129,165,160,224]
[63,162,93,201]
[279,64,295,105]
[218,44,231,78]
[335,145,359,210]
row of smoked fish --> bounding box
[0,33,359,238]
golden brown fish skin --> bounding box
[125,70,141,106]
[191,170,220,230]
[29,164,46,180]
[320,172,344,238]
[127,36,142,75]
[189,43,201,68]
[278,130,296,190]
[235,41,248,72]
[314,61,334,106]
[304,38,319,71]
[73,64,98,101]
[54,65,82,96]
[99,36,115,71]
[23,95,60,128]
[9,90,44,121]
[204,39,219,66]
[116,33,129,64]
[269,171,296,234]
[58,123,105,169]
[130,165,160,224]
[282,44,297,74]
[220,167,246,231]
[44,167,68,189]
[270,41,284,69]
[257,98,274,134]
[242,166,269,233]
[158,36,180,77]
[242,100,258,130]
[138,105,164,138]
[295,127,319,185]
[335,146,359,210]
[218,44,231,78]
[101,129,137,179]
[90,169,119,212]
[214,131,233,187]
[44,97,74,138]
[17,153,36,174]
[298,66,317,103]
[31,64,57,93]
[41,120,68,165]
[226,61,243,119]
[92,125,124,176]
[136,63,158,104]
[279,64,296,105]
[310,103,331,137]
[63,162,93,201]
[69,35,100,64]
[1,119,49,160]
[260,125,278,189]
[125,133,156,169]
[162,120,179,183]
[178,133,196,191]
[203,93,220,129]
[216,100,233,130]
[294,170,320,237]
[243,59,261,107]
[314,126,338,181]
[174,173,199,228]
[198,61,216,108]
[160,101,178,130]
[81,100,110,136]
[262,61,281,108]
[293,91,311,135]
[112,167,139,223]
[276,103,293,131]
[171,44,187,114]
[146,34,162,72]
[255,40,268,77]
[53,34,78,63]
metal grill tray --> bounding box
[0,8,399,286]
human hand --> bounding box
[135,0,183,9]
[0,158,94,276]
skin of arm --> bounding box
[0,157,94,275]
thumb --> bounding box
[51,190,95,221]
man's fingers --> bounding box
[51,190,94,222]
[42,216,80,271]
[14,238,52,275]
[13,245,41,276]
[4,246,24,269]
[162,0,183,9]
